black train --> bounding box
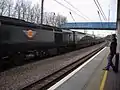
[0,16,104,65]
[0,16,63,64]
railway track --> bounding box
[21,44,106,90]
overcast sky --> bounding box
[31,0,117,22]
[28,0,118,37]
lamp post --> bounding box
[41,0,44,24]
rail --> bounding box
[21,44,106,90]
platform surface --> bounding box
[48,47,109,90]
[104,54,120,90]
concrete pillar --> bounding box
[117,20,120,53]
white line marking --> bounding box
[48,47,107,90]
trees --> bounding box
[6,0,13,17]
[55,14,67,27]
[0,0,67,27]
[43,12,67,26]
[0,0,8,16]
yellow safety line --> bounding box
[100,71,108,90]
[99,47,109,90]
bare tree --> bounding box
[34,3,41,24]
[55,14,67,27]
[30,6,36,23]
[43,12,48,24]
[45,12,56,26]
[0,0,7,16]
[21,0,27,20]
[6,0,14,17]
[45,13,67,26]
[0,0,67,27]
[14,0,24,19]
[25,2,32,22]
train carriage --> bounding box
[0,16,63,64]
[0,16,104,66]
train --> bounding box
[0,16,104,66]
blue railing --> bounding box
[60,22,117,30]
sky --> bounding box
[32,0,117,22]
[31,0,118,37]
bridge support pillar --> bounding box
[117,20,120,53]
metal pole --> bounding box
[97,10,103,28]
[53,13,55,26]
[69,12,77,27]
[108,4,110,29]
[41,0,44,24]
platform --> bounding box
[48,47,120,90]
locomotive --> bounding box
[0,16,104,65]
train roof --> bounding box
[80,35,94,40]
[76,31,86,34]
[73,31,86,35]
[62,29,73,33]
[0,16,62,31]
